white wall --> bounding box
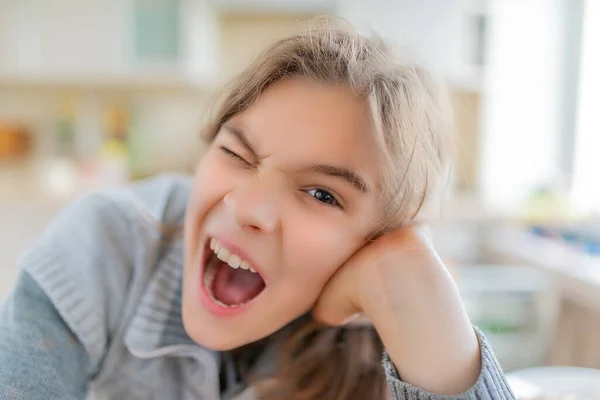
[337,0,464,81]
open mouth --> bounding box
[202,238,266,308]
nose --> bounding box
[223,179,281,234]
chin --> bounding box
[181,307,271,351]
[181,303,241,350]
[189,329,246,351]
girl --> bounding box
[0,28,514,399]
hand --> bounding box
[312,223,436,326]
[313,224,481,395]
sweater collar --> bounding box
[123,234,218,367]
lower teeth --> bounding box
[212,296,250,308]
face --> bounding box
[182,77,383,350]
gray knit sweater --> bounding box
[0,175,514,399]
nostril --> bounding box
[245,224,262,233]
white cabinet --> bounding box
[0,0,219,88]
[2,0,129,76]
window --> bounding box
[571,0,600,214]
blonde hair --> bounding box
[204,25,454,400]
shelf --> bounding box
[488,224,600,310]
[0,72,216,93]
[213,0,336,15]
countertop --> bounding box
[488,223,600,310]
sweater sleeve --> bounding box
[0,190,144,399]
[383,328,515,400]
[0,175,190,400]
[0,272,90,399]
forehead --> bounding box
[228,78,381,181]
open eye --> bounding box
[219,146,252,167]
[306,188,341,208]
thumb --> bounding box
[312,256,362,326]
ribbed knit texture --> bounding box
[383,328,515,399]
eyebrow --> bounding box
[300,164,370,193]
[222,124,258,156]
[222,124,370,194]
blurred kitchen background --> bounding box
[1,0,600,396]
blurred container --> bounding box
[0,123,31,160]
[459,265,553,371]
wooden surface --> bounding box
[547,298,600,369]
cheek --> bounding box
[190,149,236,207]
[273,220,363,319]
[184,152,231,256]
[285,217,362,288]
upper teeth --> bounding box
[210,239,257,273]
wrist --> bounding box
[362,255,481,395]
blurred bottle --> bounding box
[97,103,130,185]
[44,96,79,197]
[127,105,149,180]
[522,172,575,222]
[55,96,77,158]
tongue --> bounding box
[212,261,265,306]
